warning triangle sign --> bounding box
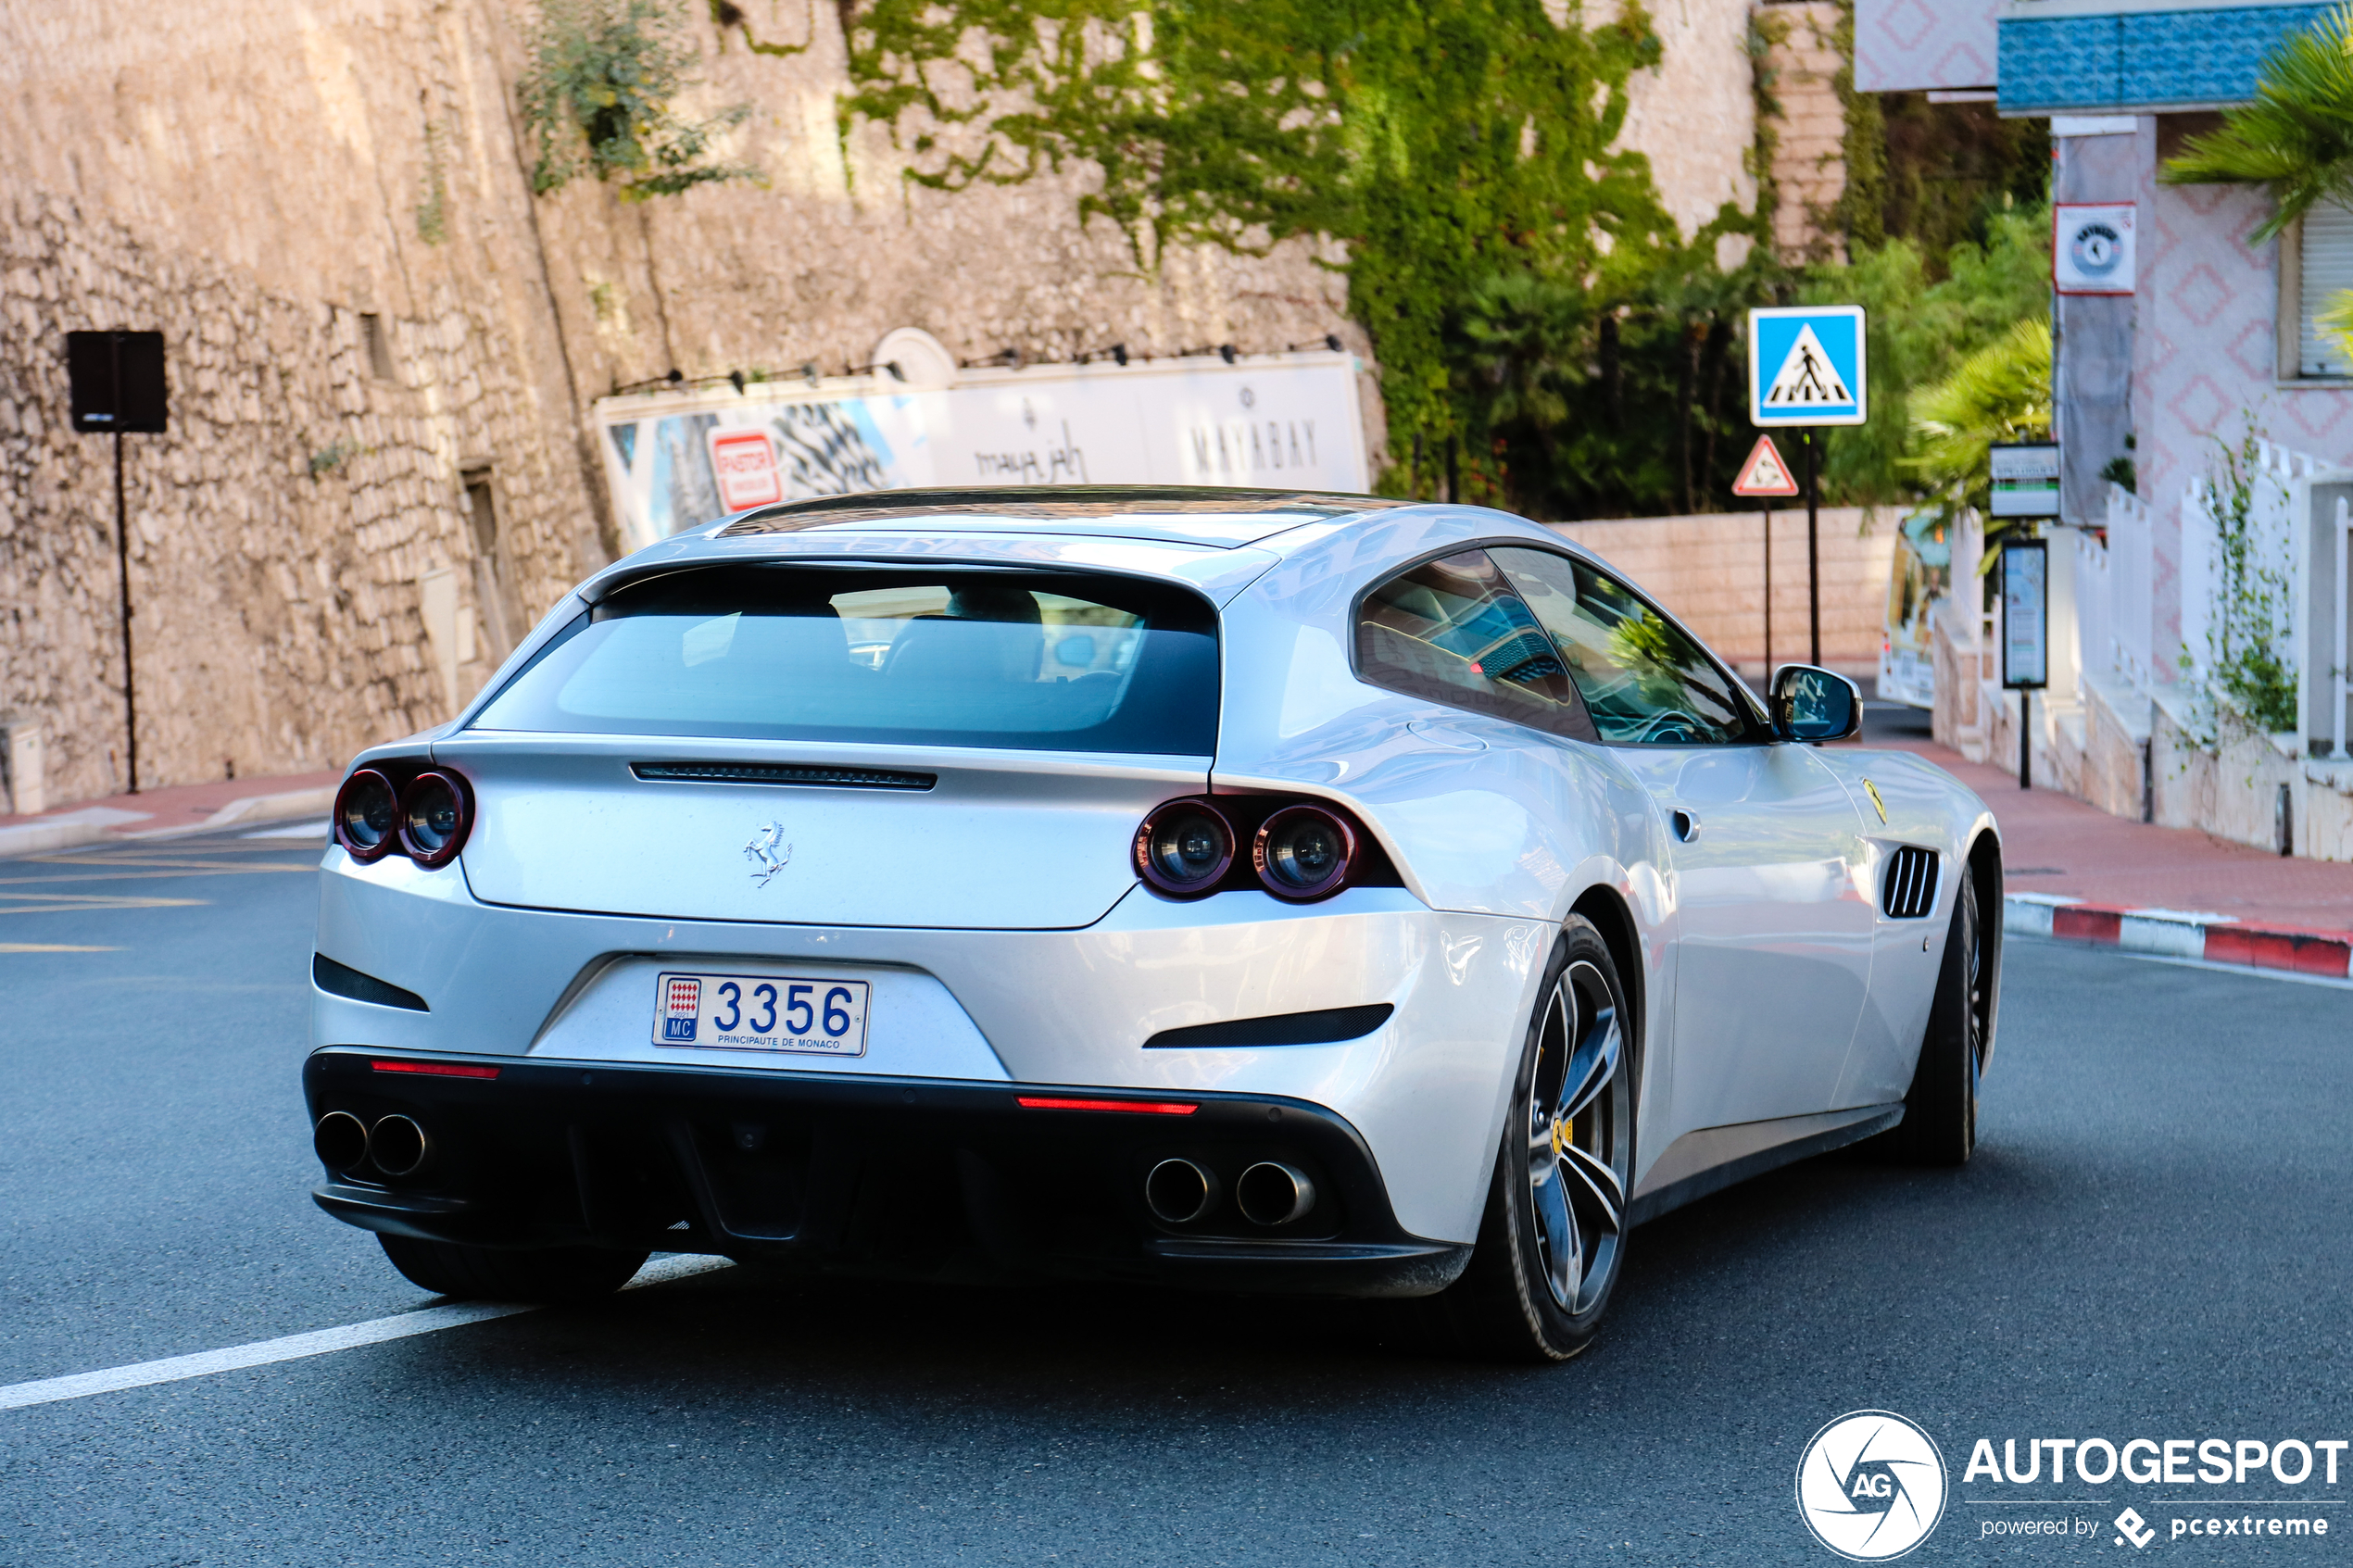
[1731,434,1799,497]
[1762,324,1855,409]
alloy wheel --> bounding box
[1524,958,1630,1317]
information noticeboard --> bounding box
[1990,442,2061,519]
[2002,539,2049,691]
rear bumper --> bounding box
[303,1047,1471,1298]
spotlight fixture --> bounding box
[800,361,821,387]
[610,367,685,396]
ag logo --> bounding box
[1795,1410,1947,1561]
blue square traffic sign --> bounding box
[1749,306,1867,427]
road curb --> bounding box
[0,785,333,860]
[2005,893,2353,979]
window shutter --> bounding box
[2298,203,2353,377]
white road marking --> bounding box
[242,819,330,839]
[0,944,119,953]
[0,1254,732,1413]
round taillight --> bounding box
[1133,799,1235,897]
[397,771,472,868]
[333,769,400,862]
[1253,804,1355,900]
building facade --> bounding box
[1862,0,2353,858]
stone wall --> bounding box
[1759,0,1851,263]
[1552,506,1896,677]
[0,0,1769,809]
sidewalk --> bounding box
[1850,714,2353,978]
[0,770,341,858]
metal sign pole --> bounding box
[69,330,164,797]
[1762,503,1772,678]
[114,427,137,794]
[1805,431,1820,666]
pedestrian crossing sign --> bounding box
[1748,306,1867,427]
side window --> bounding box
[1490,546,1755,746]
[1355,549,1595,740]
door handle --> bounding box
[1671,809,1701,843]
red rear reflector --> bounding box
[1015,1096,1197,1116]
[371,1060,501,1080]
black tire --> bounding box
[1881,859,1989,1165]
[1439,915,1635,1362]
[377,1234,650,1303]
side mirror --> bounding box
[1769,664,1862,744]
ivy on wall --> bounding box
[520,0,759,200]
[835,0,1774,512]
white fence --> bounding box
[2078,440,2329,726]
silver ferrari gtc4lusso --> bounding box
[306,485,2001,1361]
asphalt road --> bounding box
[3,825,2350,1566]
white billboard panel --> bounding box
[594,353,1368,552]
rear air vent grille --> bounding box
[634,762,937,791]
[1881,846,1940,920]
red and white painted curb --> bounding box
[2005,893,2353,979]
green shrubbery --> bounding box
[832,0,2049,521]
[521,0,758,200]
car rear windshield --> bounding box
[470,564,1220,754]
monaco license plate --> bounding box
[652,971,871,1057]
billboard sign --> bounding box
[595,352,1369,552]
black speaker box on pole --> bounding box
[66,331,168,794]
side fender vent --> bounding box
[1881,846,1940,921]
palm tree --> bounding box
[2159,1,2353,243]
[1904,316,2050,568]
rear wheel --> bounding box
[1440,917,1634,1362]
[377,1235,650,1303]
[1882,862,1986,1165]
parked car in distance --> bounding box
[306,485,2002,1361]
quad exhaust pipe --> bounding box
[311,1111,433,1178]
[1235,1161,1315,1227]
[1144,1158,1218,1224]
[1143,1158,1315,1227]
[312,1110,369,1172]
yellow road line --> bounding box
[0,894,207,914]
[0,865,312,886]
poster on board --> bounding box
[2002,539,2048,690]
[594,353,1370,553]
